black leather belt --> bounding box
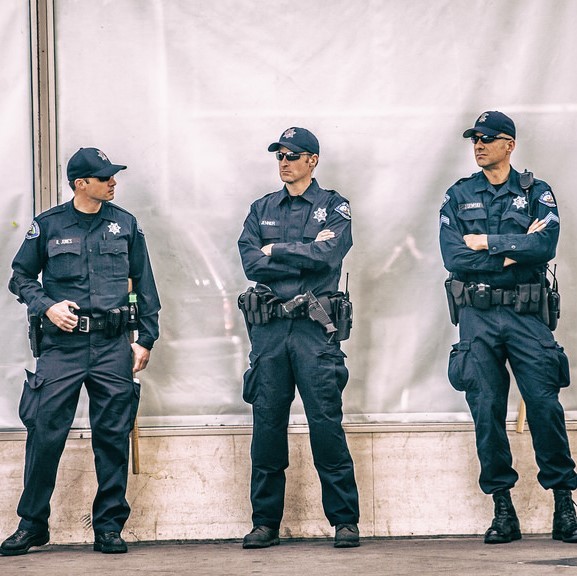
[44,314,107,333]
[273,303,308,319]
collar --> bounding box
[63,200,116,227]
[275,178,320,206]
[473,168,524,198]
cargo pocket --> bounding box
[448,340,473,392]
[130,378,142,430]
[541,340,571,388]
[18,369,45,428]
[242,351,260,404]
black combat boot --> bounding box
[552,489,577,543]
[484,489,522,544]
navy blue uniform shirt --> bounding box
[439,167,559,288]
[10,200,160,349]
[238,179,352,301]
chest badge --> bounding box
[512,196,528,210]
[313,207,327,223]
[108,222,121,235]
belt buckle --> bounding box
[78,316,90,333]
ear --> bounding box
[308,154,319,168]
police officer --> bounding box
[238,127,360,548]
[0,147,161,556]
[439,111,577,544]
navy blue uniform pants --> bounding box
[243,317,359,529]
[449,305,577,494]
[17,328,139,534]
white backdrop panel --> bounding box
[3,0,577,428]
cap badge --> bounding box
[108,222,121,235]
[313,207,327,223]
[283,128,296,139]
[512,196,528,210]
[97,149,109,162]
[478,113,489,123]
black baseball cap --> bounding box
[67,147,127,181]
[268,127,320,155]
[463,111,516,139]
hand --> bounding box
[261,243,274,256]
[315,229,335,242]
[527,218,547,234]
[463,234,488,251]
[45,300,79,332]
[131,342,151,373]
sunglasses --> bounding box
[275,151,311,161]
[86,176,113,182]
[470,135,513,144]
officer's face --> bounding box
[77,176,117,204]
[277,146,317,188]
[473,132,515,170]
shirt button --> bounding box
[511,245,516,249]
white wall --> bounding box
[0,425,569,541]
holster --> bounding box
[105,306,129,337]
[444,276,465,325]
[27,313,43,358]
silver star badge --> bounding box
[313,208,327,223]
[108,222,121,235]
[283,128,296,139]
[97,149,109,161]
[512,196,528,210]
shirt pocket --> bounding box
[502,210,532,232]
[304,221,323,243]
[99,238,129,278]
[456,208,487,234]
[259,224,281,243]
[46,237,82,280]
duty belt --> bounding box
[44,314,107,333]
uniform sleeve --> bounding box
[9,221,58,316]
[270,198,352,271]
[439,191,505,274]
[486,185,559,264]
[238,203,302,283]
[128,220,161,349]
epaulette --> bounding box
[453,174,476,187]
[35,202,69,221]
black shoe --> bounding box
[484,489,522,544]
[242,526,280,549]
[0,528,50,556]
[94,531,128,554]
[552,489,577,543]
[334,523,360,548]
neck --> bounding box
[483,165,511,186]
[286,178,312,197]
[73,196,103,214]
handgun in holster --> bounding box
[28,312,42,358]
[306,291,338,337]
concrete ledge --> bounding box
[0,424,572,544]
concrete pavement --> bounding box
[3,536,577,576]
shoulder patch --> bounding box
[334,202,351,220]
[441,194,450,209]
[538,191,556,208]
[25,220,40,240]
